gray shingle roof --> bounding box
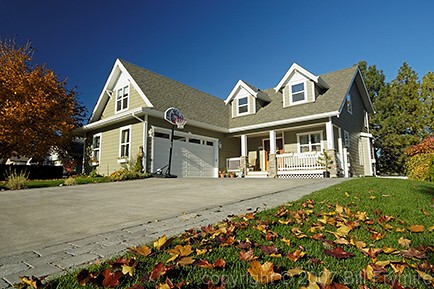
[120,59,229,129]
[228,65,358,129]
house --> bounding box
[78,59,375,178]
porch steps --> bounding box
[245,171,268,178]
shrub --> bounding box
[405,136,434,181]
[89,169,103,178]
[5,170,28,190]
[63,176,77,186]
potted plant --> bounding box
[228,171,236,178]
[219,170,226,178]
[90,158,99,166]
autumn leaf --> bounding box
[291,227,307,238]
[101,269,123,288]
[415,270,434,286]
[260,245,279,255]
[122,264,135,276]
[421,209,430,216]
[281,237,291,246]
[361,247,383,258]
[154,235,175,250]
[398,237,411,248]
[247,261,282,284]
[128,244,152,257]
[287,249,306,262]
[287,267,305,277]
[213,258,226,269]
[149,262,172,281]
[390,263,406,275]
[193,259,214,269]
[400,248,426,259]
[361,264,387,282]
[239,250,257,261]
[370,232,385,240]
[196,248,207,255]
[177,256,195,266]
[408,224,424,233]
[77,269,95,286]
[382,246,397,254]
[18,276,43,289]
[335,204,344,214]
[324,247,354,259]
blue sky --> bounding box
[1,1,433,119]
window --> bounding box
[343,130,350,148]
[116,85,129,112]
[92,134,101,161]
[291,82,305,103]
[298,132,322,153]
[119,127,131,158]
[238,97,248,114]
[346,94,353,114]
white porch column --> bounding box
[326,120,334,150]
[241,134,247,156]
[269,130,276,154]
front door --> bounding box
[263,138,283,170]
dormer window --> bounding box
[116,85,129,112]
[291,82,306,104]
[238,97,248,114]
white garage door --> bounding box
[152,129,218,178]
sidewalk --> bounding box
[0,178,345,288]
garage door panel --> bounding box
[153,134,216,178]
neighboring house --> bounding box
[78,59,375,178]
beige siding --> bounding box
[231,93,256,118]
[283,79,316,107]
[101,84,147,120]
[333,81,370,176]
[283,125,326,153]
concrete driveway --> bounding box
[0,178,345,256]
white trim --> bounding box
[241,135,247,156]
[228,111,339,133]
[337,127,343,171]
[92,133,102,162]
[119,125,132,159]
[152,126,219,143]
[296,131,323,154]
[143,115,148,173]
[236,95,250,116]
[225,80,258,105]
[269,130,276,154]
[90,59,154,123]
[275,63,320,93]
[114,83,130,114]
[325,120,334,150]
[289,80,308,106]
[359,132,373,138]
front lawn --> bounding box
[22,178,434,289]
[0,176,111,190]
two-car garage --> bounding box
[151,127,218,178]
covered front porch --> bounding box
[225,121,351,178]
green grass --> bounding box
[25,178,434,289]
[0,176,112,190]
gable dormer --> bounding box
[274,63,329,108]
[225,80,271,118]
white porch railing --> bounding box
[276,152,325,171]
[226,157,241,172]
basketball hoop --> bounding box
[164,107,187,130]
[175,118,187,129]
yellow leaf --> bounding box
[350,237,366,249]
[363,264,374,281]
[317,268,333,285]
[429,226,434,232]
[121,264,134,276]
[153,235,174,250]
[196,248,207,255]
[335,204,344,214]
[382,247,397,254]
[278,219,292,225]
[287,267,305,277]
[395,227,406,233]
[167,245,192,257]
[128,244,152,257]
[416,270,434,285]
[166,253,179,263]
[177,256,195,266]
[374,260,390,267]
[157,283,171,289]
[398,237,411,248]
[408,224,424,233]
[345,192,350,197]
[369,195,376,199]
[247,261,282,284]
[254,224,267,234]
[336,225,351,237]
[281,237,291,246]
[390,263,406,275]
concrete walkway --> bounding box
[0,178,346,288]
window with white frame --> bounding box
[116,85,129,112]
[298,132,322,153]
[119,127,131,158]
[343,130,350,148]
[346,93,353,114]
[238,97,248,114]
[291,82,306,103]
[92,134,101,161]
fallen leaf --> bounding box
[287,267,305,277]
[101,269,123,288]
[239,250,257,261]
[18,276,43,289]
[177,256,195,266]
[291,227,307,238]
[154,235,175,250]
[281,237,291,246]
[202,276,226,289]
[370,232,385,240]
[196,248,207,255]
[247,261,282,284]
[121,264,135,276]
[383,247,397,254]
[334,238,350,245]
[408,224,424,233]
[415,270,434,286]
[260,245,279,255]
[126,285,145,289]
[194,259,214,269]
[149,262,172,281]
[287,249,306,262]
[390,263,406,275]
[429,226,434,232]
[400,248,426,259]
[335,204,344,214]
[128,244,152,257]
[398,237,411,248]
[77,269,95,286]
[213,258,226,269]
[324,247,354,259]
[421,209,430,216]
[361,248,383,258]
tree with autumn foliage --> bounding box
[405,136,434,181]
[0,39,86,163]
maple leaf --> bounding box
[260,245,279,255]
[121,264,135,277]
[361,264,387,282]
[215,235,235,246]
[193,259,214,269]
[239,250,257,261]
[408,224,424,233]
[18,276,43,289]
[196,248,207,255]
[128,245,152,257]
[154,235,175,250]
[390,263,406,275]
[167,244,192,262]
[213,258,226,269]
[149,262,173,281]
[247,261,282,284]
[370,232,385,240]
[101,269,123,288]
[400,248,426,259]
[287,249,306,262]
[398,237,411,248]
[361,248,383,258]
[287,267,305,277]
[177,256,195,266]
[324,247,354,259]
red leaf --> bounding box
[149,262,172,281]
[194,259,214,269]
[239,250,257,261]
[101,269,123,288]
[213,258,226,269]
[260,245,279,255]
[324,247,354,259]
